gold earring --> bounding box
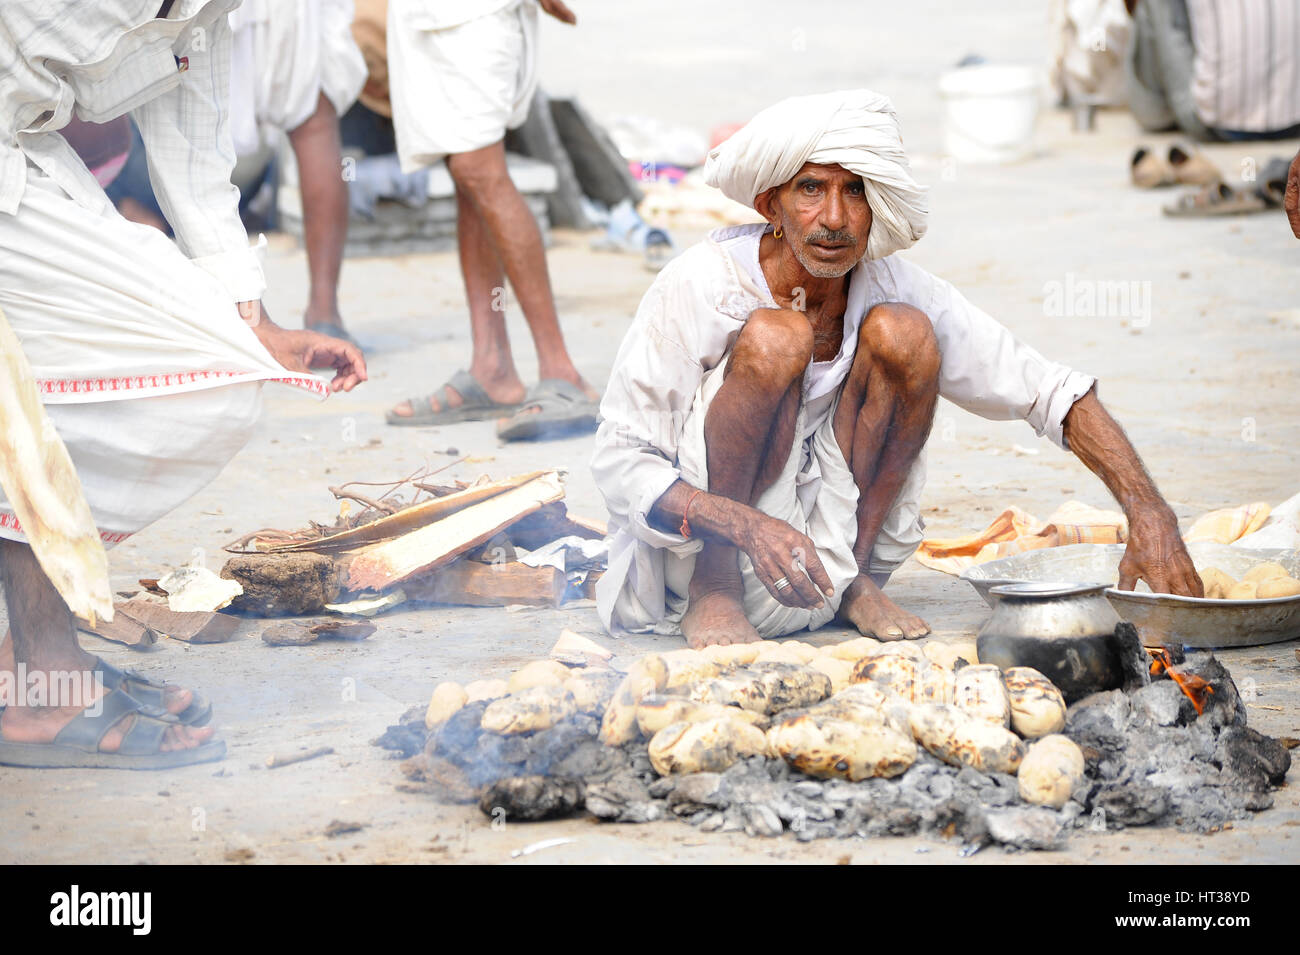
[773,226,783,239]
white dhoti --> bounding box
[388,0,539,171]
[0,166,326,544]
[227,0,368,158]
[618,354,928,640]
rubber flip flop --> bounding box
[385,369,521,427]
[94,657,211,726]
[1168,144,1222,187]
[1131,146,1174,189]
[0,689,226,770]
[1162,182,1269,217]
[496,379,600,442]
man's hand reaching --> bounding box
[539,0,577,24]
[243,301,368,393]
[1118,502,1203,597]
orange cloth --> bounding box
[1184,502,1271,544]
[918,498,1278,576]
[916,501,1128,576]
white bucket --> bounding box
[938,65,1043,164]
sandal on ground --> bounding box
[496,379,601,442]
[1131,146,1174,188]
[94,657,211,726]
[1168,144,1222,186]
[1162,182,1269,217]
[0,689,226,769]
[384,369,521,427]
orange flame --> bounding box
[1145,647,1216,715]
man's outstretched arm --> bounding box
[1062,386,1203,596]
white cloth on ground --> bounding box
[591,223,1097,636]
[0,1,265,303]
[228,0,368,157]
[0,166,327,544]
[388,0,539,171]
[703,89,927,262]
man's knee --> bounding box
[731,308,813,386]
[446,143,511,197]
[859,302,940,385]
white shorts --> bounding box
[0,167,325,543]
[388,0,539,171]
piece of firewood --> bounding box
[0,308,113,623]
[116,598,239,644]
[220,552,340,616]
[78,604,159,648]
[507,501,606,550]
[344,472,565,592]
[247,471,551,554]
[266,746,333,769]
[405,560,567,608]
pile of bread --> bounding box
[423,633,1088,811]
[1197,561,1300,600]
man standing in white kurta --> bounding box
[591,90,1203,649]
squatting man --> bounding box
[592,90,1202,650]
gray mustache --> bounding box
[805,229,856,245]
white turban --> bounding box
[703,89,927,261]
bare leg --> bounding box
[289,93,350,336]
[833,303,941,640]
[0,540,213,752]
[681,310,810,648]
[448,141,595,397]
[389,188,528,416]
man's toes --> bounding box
[161,724,214,752]
[163,687,194,715]
[392,400,413,417]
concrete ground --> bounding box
[2,2,1299,864]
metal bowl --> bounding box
[960,542,1300,648]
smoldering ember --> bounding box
[377,624,1291,852]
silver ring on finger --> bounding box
[773,576,791,591]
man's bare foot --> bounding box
[0,689,216,753]
[680,590,761,649]
[836,575,929,640]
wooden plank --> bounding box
[115,598,239,644]
[405,560,567,608]
[78,604,158,648]
[245,471,550,554]
[344,472,565,592]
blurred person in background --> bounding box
[384,0,601,441]
[1126,0,1300,141]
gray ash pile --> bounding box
[376,629,1290,851]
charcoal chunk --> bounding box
[479,775,584,821]
[1216,726,1292,791]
